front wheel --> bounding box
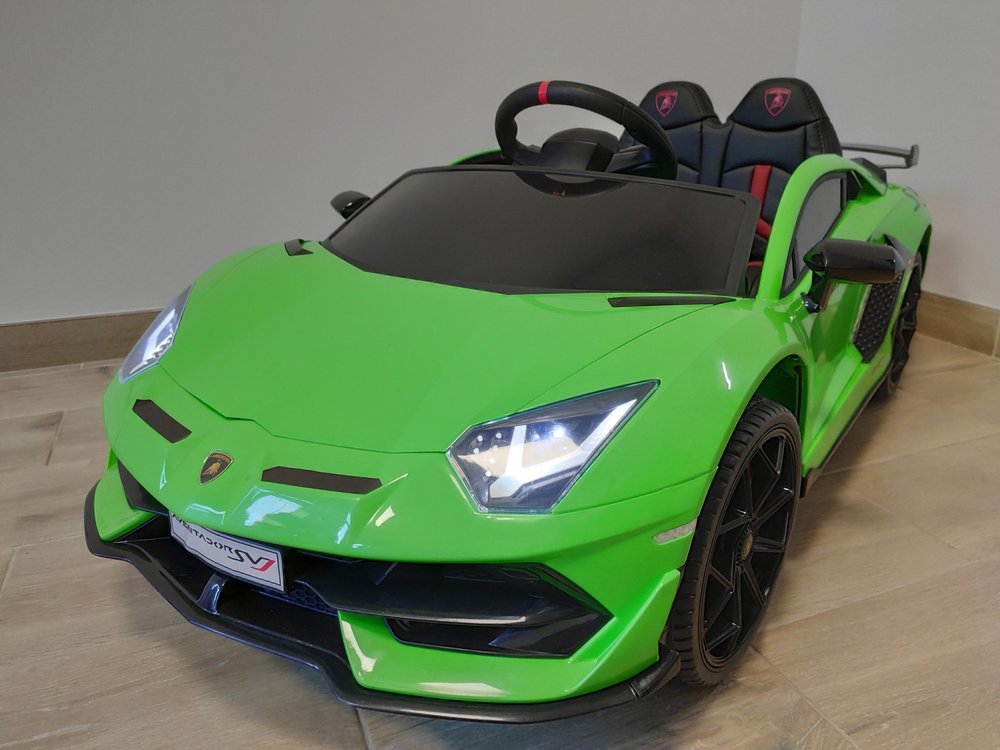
[668,397,801,685]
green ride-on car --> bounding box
[85,78,930,722]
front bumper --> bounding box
[84,486,681,722]
[91,364,710,719]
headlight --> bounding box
[119,287,191,382]
[448,382,656,513]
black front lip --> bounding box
[84,486,680,723]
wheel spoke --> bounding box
[768,439,785,475]
[756,487,795,526]
[751,443,782,515]
[741,564,766,608]
[718,513,750,536]
[733,567,744,629]
[703,585,733,631]
[705,621,740,651]
[751,535,786,555]
[708,563,735,592]
[737,470,754,516]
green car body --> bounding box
[85,79,931,721]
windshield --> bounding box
[323,167,756,296]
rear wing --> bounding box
[842,142,919,174]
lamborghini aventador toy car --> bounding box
[85,78,930,722]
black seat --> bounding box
[713,78,841,256]
[620,81,721,183]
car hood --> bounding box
[162,244,711,452]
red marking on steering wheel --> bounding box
[537,80,550,105]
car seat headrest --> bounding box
[729,78,834,132]
[636,81,718,129]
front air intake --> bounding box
[132,400,191,443]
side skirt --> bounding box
[800,372,887,496]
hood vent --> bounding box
[608,295,734,308]
[261,466,381,495]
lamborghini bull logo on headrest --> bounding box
[655,89,678,117]
[200,451,233,484]
[765,87,792,117]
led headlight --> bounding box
[119,287,191,382]
[448,381,656,513]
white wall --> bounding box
[0,0,803,324]
[796,0,1000,308]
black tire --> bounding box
[876,257,922,400]
[668,397,801,686]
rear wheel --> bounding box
[876,258,922,399]
[668,397,800,685]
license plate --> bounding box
[169,514,285,591]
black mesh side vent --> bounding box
[853,278,903,362]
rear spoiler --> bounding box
[842,142,919,171]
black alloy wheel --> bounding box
[668,397,801,685]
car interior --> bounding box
[478,77,843,297]
[641,79,840,257]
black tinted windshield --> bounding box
[324,167,756,295]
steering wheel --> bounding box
[495,80,678,179]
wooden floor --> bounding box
[1,334,998,749]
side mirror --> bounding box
[802,236,915,312]
[331,190,370,219]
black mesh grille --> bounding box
[854,278,903,362]
[261,585,338,616]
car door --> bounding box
[780,173,873,466]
